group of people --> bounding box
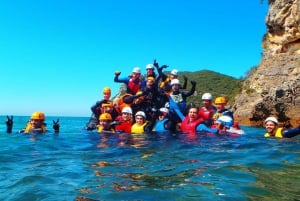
[84,60,300,138]
[3,60,300,138]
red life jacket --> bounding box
[115,120,132,133]
[128,78,141,95]
[181,117,204,132]
[198,107,212,120]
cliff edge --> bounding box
[233,0,300,127]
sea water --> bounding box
[0,116,299,201]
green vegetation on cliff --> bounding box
[177,70,243,106]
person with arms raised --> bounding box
[114,67,144,95]
[11,111,59,134]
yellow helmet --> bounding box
[31,111,45,120]
[103,87,111,94]
[99,113,112,121]
[101,101,113,108]
[215,97,227,104]
[147,76,155,82]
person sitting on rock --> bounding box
[114,67,144,95]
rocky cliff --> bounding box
[233,0,300,127]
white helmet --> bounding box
[159,107,169,114]
[171,69,178,76]
[135,111,146,119]
[146,64,154,69]
[202,93,213,100]
[122,106,132,114]
[217,116,233,127]
[265,117,278,125]
[170,78,180,86]
[132,67,141,74]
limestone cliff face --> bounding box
[233,0,300,127]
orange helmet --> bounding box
[31,111,45,120]
[99,113,112,121]
[215,97,227,104]
[103,87,111,94]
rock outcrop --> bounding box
[233,0,300,127]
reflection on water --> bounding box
[0,116,299,201]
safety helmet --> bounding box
[265,116,278,125]
[170,79,180,86]
[146,64,154,69]
[202,93,213,100]
[122,106,132,114]
[31,111,45,121]
[132,67,141,74]
[159,107,169,114]
[103,87,111,94]
[135,111,146,119]
[170,69,178,76]
[215,96,227,104]
[217,116,233,127]
[99,113,112,121]
[147,76,155,82]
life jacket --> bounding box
[170,92,183,104]
[115,120,132,133]
[131,122,148,134]
[170,92,186,114]
[153,118,169,132]
[159,77,171,89]
[24,123,46,134]
[116,94,131,113]
[264,127,283,138]
[199,106,215,120]
[97,126,115,134]
[181,117,203,132]
[212,109,233,121]
[128,78,141,95]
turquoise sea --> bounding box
[0,116,299,201]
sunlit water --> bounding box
[0,116,299,201]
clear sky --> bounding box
[0,0,269,117]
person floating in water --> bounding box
[5,112,59,134]
[264,116,300,138]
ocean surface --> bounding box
[0,116,299,201]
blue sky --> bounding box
[0,0,268,117]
